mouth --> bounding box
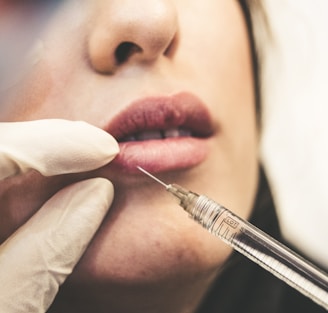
[105,92,215,173]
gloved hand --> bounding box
[0,119,119,313]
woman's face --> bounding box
[0,0,258,310]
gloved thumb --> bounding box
[0,119,119,179]
[0,177,114,313]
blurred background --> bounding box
[259,0,328,268]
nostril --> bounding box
[164,33,179,58]
[115,42,142,64]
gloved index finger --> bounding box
[0,119,119,180]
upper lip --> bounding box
[105,92,215,142]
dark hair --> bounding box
[238,0,265,127]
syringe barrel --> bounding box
[184,194,328,310]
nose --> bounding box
[88,0,178,74]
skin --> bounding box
[0,0,259,312]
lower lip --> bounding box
[111,137,210,173]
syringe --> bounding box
[137,166,328,310]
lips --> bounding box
[105,92,215,173]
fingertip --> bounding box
[36,120,119,175]
[61,120,120,173]
[89,177,115,209]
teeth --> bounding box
[163,128,179,138]
[136,130,163,141]
[121,128,192,142]
[122,135,137,142]
[164,128,191,138]
[180,129,192,137]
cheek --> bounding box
[176,0,254,121]
[0,61,54,121]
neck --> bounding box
[48,272,218,313]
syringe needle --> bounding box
[137,166,197,207]
[136,166,169,188]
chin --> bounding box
[67,196,233,288]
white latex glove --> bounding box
[0,119,119,313]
